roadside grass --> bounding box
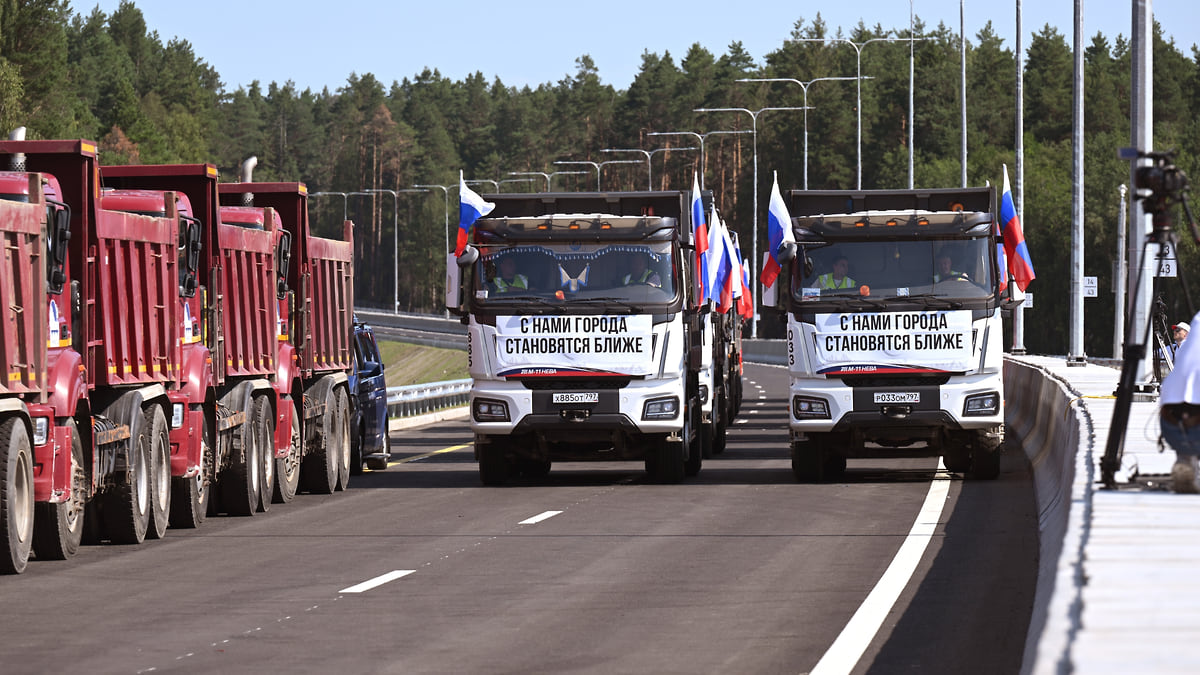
[377,340,468,386]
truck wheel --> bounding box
[684,410,703,478]
[942,447,971,474]
[653,440,686,484]
[107,410,152,544]
[145,406,171,540]
[350,420,364,476]
[254,396,274,513]
[479,444,512,486]
[170,414,211,529]
[968,447,1002,480]
[791,440,825,483]
[33,418,86,559]
[223,399,261,516]
[364,434,390,471]
[515,457,551,479]
[301,387,338,494]
[334,387,351,491]
[273,405,301,503]
[0,418,34,573]
[712,390,727,456]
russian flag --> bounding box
[735,245,754,319]
[761,171,793,289]
[717,220,740,314]
[1000,164,1034,291]
[456,171,494,257]
[691,173,709,306]
[707,205,730,306]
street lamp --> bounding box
[694,106,807,339]
[595,159,643,191]
[498,177,537,192]
[736,76,862,189]
[553,160,601,190]
[601,148,651,190]
[367,188,428,314]
[412,183,452,257]
[647,130,753,190]
[310,191,349,221]
[792,30,934,189]
[465,179,498,192]
[549,170,589,190]
[506,171,550,191]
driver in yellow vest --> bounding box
[933,251,966,282]
[622,253,661,287]
[491,256,528,293]
[817,255,855,290]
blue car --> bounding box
[350,317,390,472]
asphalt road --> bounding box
[0,363,1037,674]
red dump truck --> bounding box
[101,164,280,521]
[218,180,354,499]
[0,138,186,567]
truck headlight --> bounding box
[32,417,50,446]
[473,398,510,422]
[963,392,1000,416]
[793,396,831,419]
[643,396,679,420]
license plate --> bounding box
[874,392,919,404]
[553,392,598,404]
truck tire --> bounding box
[515,457,551,479]
[364,434,390,471]
[170,413,211,529]
[301,386,338,494]
[33,418,85,559]
[334,387,351,491]
[684,409,702,478]
[273,403,301,503]
[0,417,34,573]
[968,447,1002,480]
[791,440,825,483]
[479,443,512,486]
[254,396,274,513]
[651,439,686,484]
[350,417,364,476]
[146,406,171,540]
[106,411,152,545]
[222,399,262,516]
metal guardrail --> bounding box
[387,378,471,417]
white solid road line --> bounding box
[809,462,952,675]
[339,570,416,594]
[519,510,563,525]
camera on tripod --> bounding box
[1120,147,1192,223]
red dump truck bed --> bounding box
[102,164,278,382]
[217,182,353,378]
[0,140,183,391]
[0,173,47,397]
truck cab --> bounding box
[764,188,1012,481]
[449,192,704,485]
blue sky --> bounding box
[83,0,1197,93]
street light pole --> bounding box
[553,160,601,191]
[549,170,589,190]
[648,130,752,190]
[310,191,349,221]
[367,188,427,314]
[791,35,932,189]
[601,148,652,190]
[506,171,550,191]
[695,106,807,339]
[736,76,861,189]
[596,159,644,191]
[412,183,453,318]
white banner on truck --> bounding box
[495,314,654,376]
[812,310,974,374]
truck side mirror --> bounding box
[46,202,70,294]
[275,230,293,299]
[179,216,202,298]
[445,251,464,315]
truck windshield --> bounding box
[792,236,996,304]
[472,241,678,308]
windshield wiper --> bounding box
[486,294,561,308]
[571,296,645,313]
[887,293,964,310]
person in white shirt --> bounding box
[1160,312,1200,493]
